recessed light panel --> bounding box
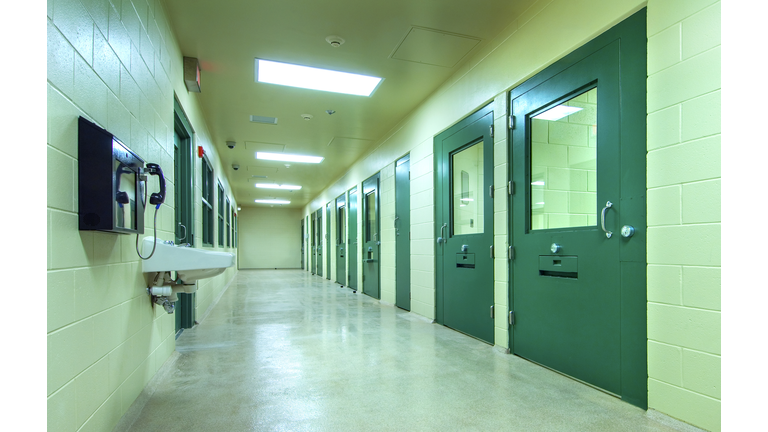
[256,59,382,96]
[256,152,323,164]
[255,183,302,190]
[255,199,290,205]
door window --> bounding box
[338,206,346,244]
[530,87,597,230]
[452,141,484,235]
[365,192,377,242]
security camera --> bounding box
[226,141,236,149]
[232,164,240,171]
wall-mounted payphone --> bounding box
[78,116,166,234]
[78,117,166,257]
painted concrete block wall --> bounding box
[646,1,721,431]
[238,207,302,269]
[492,94,510,348]
[380,162,397,303]
[47,1,238,431]
[409,139,436,319]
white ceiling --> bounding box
[161,0,537,209]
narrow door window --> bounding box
[365,192,377,242]
[452,141,484,235]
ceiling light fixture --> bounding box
[255,183,302,190]
[256,59,382,97]
[255,199,290,205]
[256,152,323,164]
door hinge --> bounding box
[489,184,494,199]
[509,115,515,130]
[508,246,515,261]
[509,311,515,326]
[490,245,494,259]
[508,181,514,196]
[490,124,494,138]
[490,305,495,319]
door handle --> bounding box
[601,201,613,238]
[178,223,186,241]
[394,216,399,228]
[437,223,448,244]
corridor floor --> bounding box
[119,270,700,432]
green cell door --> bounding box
[301,219,305,270]
[395,154,411,310]
[508,10,647,408]
[326,203,331,280]
[347,187,358,290]
[435,104,495,344]
[316,208,323,277]
[362,173,381,299]
[173,102,195,334]
[311,213,317,274]
[336,193,347,285]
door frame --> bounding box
[395,154,411,310]
[434,102,495,339]
[173,97,196,333]
[326,202,332,280]
[336,192,347,285]
[507,9,647,408]
[362,173,381,299]
[347,186,358,290]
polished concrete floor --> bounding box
[119,270,702,432]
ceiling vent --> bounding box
[250,115,278,125]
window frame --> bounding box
[217,181,225,247]
[201,156,214,246]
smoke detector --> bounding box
[325,35,345,48]
[301,114,313,121]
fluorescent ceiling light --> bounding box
[460,198,474,202]
[255,183,302,190]
[533,105,583,121]
[531,181,546,186]
[256,59,382,96]
[255,199,291,205]
[256,152,323,164]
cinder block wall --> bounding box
[46,0,238,430]
[646,1,721,431]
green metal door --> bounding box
[173,105,195,333]
[336,193,347,285]
[326,203,331,280]
[347,187,358,290]
[311,213,317,274]
[435,105,495,344]
[395,155,411,310]
[301,219,305,270]
[508,10,647,408]
[362,173,380,299]
[316,208,323,277]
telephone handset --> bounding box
[145,163,166,207]
[114,163,131,205]
[136,162,166,260]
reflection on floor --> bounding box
[118,270,702,432]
